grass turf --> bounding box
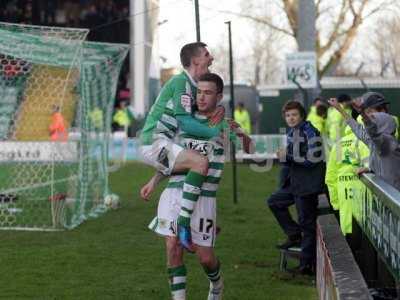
[0,162,316,299]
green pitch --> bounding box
[0,162,316,299]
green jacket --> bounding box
[325,126,369,234]
[307,106,326,135]
[327,106,352,146]
[89,107,104,130]
[234,108,251,135]
[389,114,399,139]
[113,108,132,127]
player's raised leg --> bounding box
[172,149,209,253]
[140,146,209,253]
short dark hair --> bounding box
[313,97,323,104]
[198,73,224,94]
[180,42,207,68]
[316,104,328,119]
[282,100,306,119]
[337,94,351,103]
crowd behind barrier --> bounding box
[0,0,131,122]
[0,0,129,37]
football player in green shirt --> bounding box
[143,73,253,300]
[139,43,224,252]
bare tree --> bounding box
[209,37,230,84]
[210,39,255,86]
[371,17,400,76]
[210,26,284,86]
[222,0,398,76]
[250,22,285,85]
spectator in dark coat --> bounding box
[267,100,325,275]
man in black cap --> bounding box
[357,92,399,138]
[361,92,388,112]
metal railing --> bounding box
[356,173,400,281]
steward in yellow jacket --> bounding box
[307,105,327,135]
[325,125,369,234]
[234,102,251,135]
[326,94,352,149]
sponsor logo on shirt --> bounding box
[185,139,214,156]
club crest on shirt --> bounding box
[180,94,192,113]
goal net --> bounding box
[0,22,129,230]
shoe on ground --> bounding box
[208,280,223,300]
[276,234,302,250]
[287,264,315,276]
[177,225,195,253]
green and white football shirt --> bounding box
[166,113,229,198]
[140,71,197,145]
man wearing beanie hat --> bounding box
[328,96,400,190]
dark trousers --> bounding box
[267,189,319,267]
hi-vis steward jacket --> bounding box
[325,125,369,234]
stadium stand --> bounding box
[14,66,78,141]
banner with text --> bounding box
[285,52,317,89]
[0,141,78,162]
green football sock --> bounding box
[168,265,187,300]
[177,171,206,227]
[203,260,221,284]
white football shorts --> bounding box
[139,138,184,176]
[148,188,217,247]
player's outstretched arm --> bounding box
[208,105,225,126]
[140,171,166,201]
[227,119,255,154]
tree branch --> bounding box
[216,8,294,37]
[362,0,398,20]
[321,0,368,75]
[318,0,348,57]
[315,0,323,20]
[282,0,298,37]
